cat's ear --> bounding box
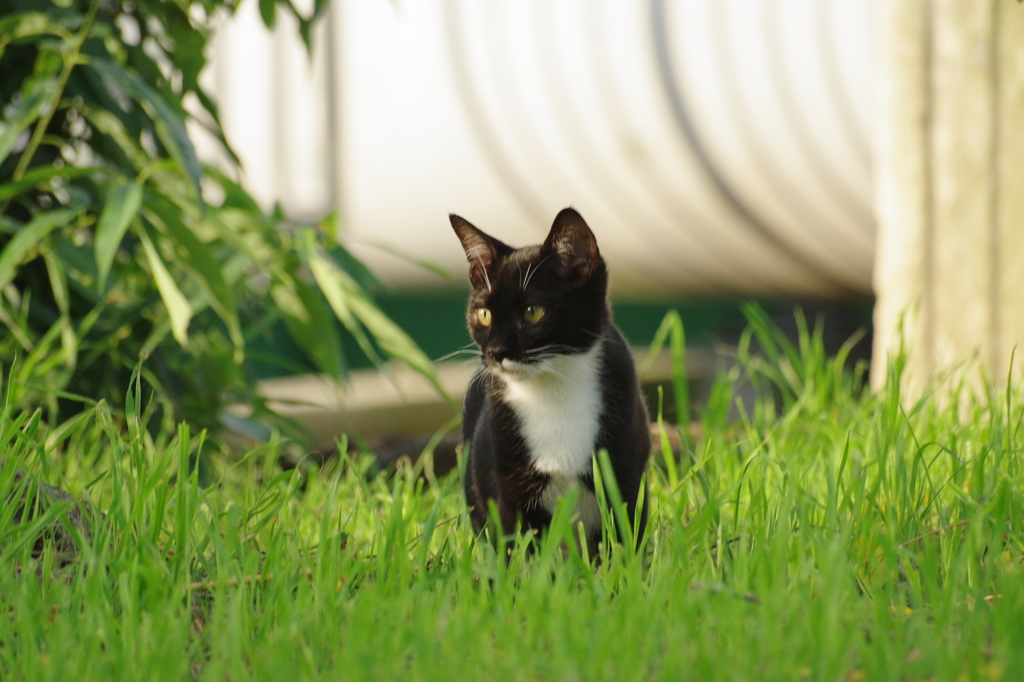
[450,214,510,287]
[543,208,599,279]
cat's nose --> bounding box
[485,344,510,364]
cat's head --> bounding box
[450,208,609,377]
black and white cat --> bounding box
[451,207,651,552]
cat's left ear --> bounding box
[543,208,599,279]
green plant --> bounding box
[0,0,441,436]
[3,310,1024,680]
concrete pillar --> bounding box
[872,0,1024,396]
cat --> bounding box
[451,207,651,553]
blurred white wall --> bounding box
[195,0,336,221]
[198,0,880,298]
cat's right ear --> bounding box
[543,208,599,279]
[450,214,509,287]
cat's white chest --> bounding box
[500,342,604,478]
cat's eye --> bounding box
[476,308,492,327]
[524,305,545,323]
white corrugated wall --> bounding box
[196,0,880,298]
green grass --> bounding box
[2,311,1023,681]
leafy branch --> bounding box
[0,0,443,441]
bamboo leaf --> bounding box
[87,58,204,204]
[346,289,440,387]
[301,231,449,402]
[203,167,263,214]
[142,193,242,359]
[0,208,77,289]
[0,13,58,52]
[259,0,277,29]
[0,165,97,203]
[356,238,449,279]
[138,226,192,346]
[270,282,308,324]
[307,248,383,369]
[0,82,52,166]
[94,180,142,289]
[43,250,78,371]
[42,250,69,315]
[291,281,345,377]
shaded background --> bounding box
[194,0,878,383]
[187,0,1024,452]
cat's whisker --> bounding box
[524,344,579,358]
[521,254,554,291]
[536,344,577,353]
[538,365,570,382]
[521,262,533,291]
[435,348,481,362]
[525,356,568,367]
[475,256,492,292]
[532,352,573,364]
[525,342,573,353]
